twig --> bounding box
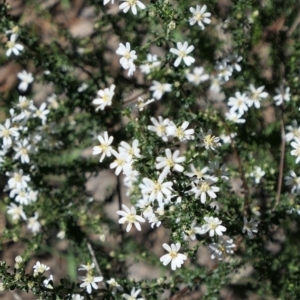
[287,11,300,37]
[274,59,286,209]
[86,242,103,281]
[223,121,250,216]
[123,91,145,105]
[169,286,190,300]
[275,109,285,208]
[116,175,124,243]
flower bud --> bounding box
[0,283,5,292]
[15,256,22,263]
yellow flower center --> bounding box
[169,251,178,259]
[176,127,184,139]
[128,0,137,5]
[100,144,108,152]
[85,274,95,284]
[14,174,22,182]
[178,50,186,58]
[115,158,125,166]
[195,13,204,22]
[20,100,29,109]
[102,94,110,103]
[200,182,210,192]
[124,52,131,60]
[126,213,136,223]
[3,129,10,137]
[6,41,15,49]
[153,182,162,194]
[166,158,174,167]
[157,125,166,133]
[204,134,216,147]
[293,129,300,137]
[295,146,300,157]
[209,222,217,230]
[21,148,28,155]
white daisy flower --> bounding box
[166,121,195,142]
[155,148,185,174]
[185,66,209,85]
[6,34,24,56]
[140,54,161,74]
[228,92,249,115]
[116,204,145,232]
[209,237,235,260]
[286,120,300,142]
[189,5,211,29]
[122,287,145,300]
[160,243,187,271]
[147,116,170,141]
[79,274,103,294]
[116,42,137,76]
[273,86,291,106]
[250,166,265,184]
[17,70,34,91]
[92,84,116,111]
[149,81,172,100]
[93,131,114,162]
[247,84,268,108]
[200,216,226,237]
[139,172,173,204]
[242,217,259,239]
[170,41,195,67]
[189,179,220,203]
[119,0,146,15]
[285,170,300,194]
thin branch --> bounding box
[123,91,145,105]
[169,286,190,300]
[274,109,285,208]
[87,242,102,277]
[274,60,286,209]
[116,175,124,244]
[223,121,250,216]
[287,11,300,37]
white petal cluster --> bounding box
[185,66,209,85]
[6,33,24,57]
[119,0,146,15]
[189,5,211,29]
[78,262,103,294]
[189,178,220,203]
[209,238,236,260]
[33,261,50,276]
[93,131,114,162]
[285,171,300,194]
[17,70,34,92]
[149,81,172,100]
[116,43,137,76]
[250,166,265,184]
[155,148,185,175]
[122,287,145,300]
[117,204,145,232]
[160,243,187,270]
[273,86,290,106]
[93,84,116,111]
[135,97,155,111]
[139,172,173,204]
[247,84,268,108]
[242,217,259,239]
[107,278,123,294]
[170,41,195,67]
[198,129,221,151]
[200,216,226,237]
[140,54,161,74]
